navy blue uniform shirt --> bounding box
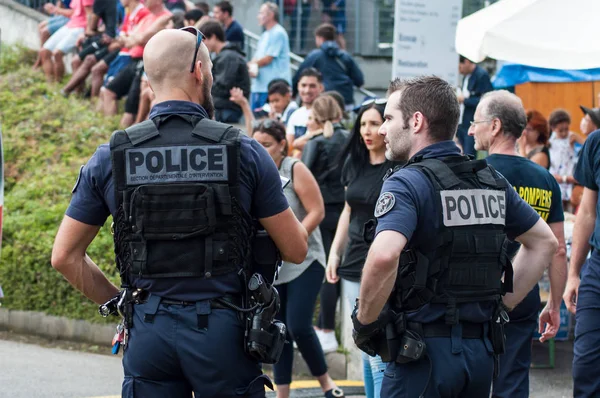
[487,153,563,321]
[375,141,540,323]
[574,129,600,250]
[66,101,289,301]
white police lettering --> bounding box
[375,192,396,217]
[440,189,506,227]
[125,145,228,185]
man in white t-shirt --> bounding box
[286,67,324,154]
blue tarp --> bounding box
[493,63,600,88]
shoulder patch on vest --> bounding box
[375,192,395,217]
[72,165,84,194]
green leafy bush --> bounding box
[0,46,122,322]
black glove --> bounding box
[351,299,383,357]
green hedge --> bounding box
[0,45,122,322]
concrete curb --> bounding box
[0,308,115,345]
[0,308,349,378]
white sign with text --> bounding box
[392,0,463,85]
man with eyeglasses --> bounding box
[468,90,567,398]
[352,76,557,397]
[51,28,308,397]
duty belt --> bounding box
[160,294,243,310]
[408,321,485,339]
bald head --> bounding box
[480,90,527,140]
[143,29,211,91]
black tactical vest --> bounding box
[109,115,253,283]
[390,155,513,323]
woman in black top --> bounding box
[301,94,349,353]
[325,99,401,398]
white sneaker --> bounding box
[317,330,339,354]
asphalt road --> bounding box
[0,334,574,398]
[0,338,123,398]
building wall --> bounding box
[0,0,44,50]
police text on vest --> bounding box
[440,189,506,227]
[125,145,228,185]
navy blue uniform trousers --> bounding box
[573,252,600,397]
[380,333,494,398]
[122,296,270,398]
[491,318,536,397]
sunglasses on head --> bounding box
[361,98,387,107]
[180,26,205,73]
[252,119,276,132]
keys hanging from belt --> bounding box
[111,321,125,355]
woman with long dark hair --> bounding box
[326,99,402,398]
[252,119,345,398]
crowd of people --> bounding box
[30,1,600,397]
[32,0,364,132]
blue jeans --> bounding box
[492,285,539,398]
[342,279,385,398]
[123,295,269,397]
[250,92,269,112]
[573,251,600,397]
[273,261,328,385]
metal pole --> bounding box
[296,0,302,53]
[279,0,284,27]
[354,0,360,54]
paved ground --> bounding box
[529,340,574,398]
[0,330,574,397]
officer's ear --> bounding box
[193,60,203,83]
[412,111,426,134]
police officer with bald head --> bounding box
[51,27,308,397]
[351,76,558,397]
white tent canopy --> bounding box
[455,0,600,70]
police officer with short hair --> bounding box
[51,27,308,397]
[469,90,568,398]
[351,76,558,397]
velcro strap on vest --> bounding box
[125,120,160,146]
[486,164,508,188]
[416,159,463,190]
[192,118,232,143]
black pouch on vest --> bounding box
[130,183,217,240]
